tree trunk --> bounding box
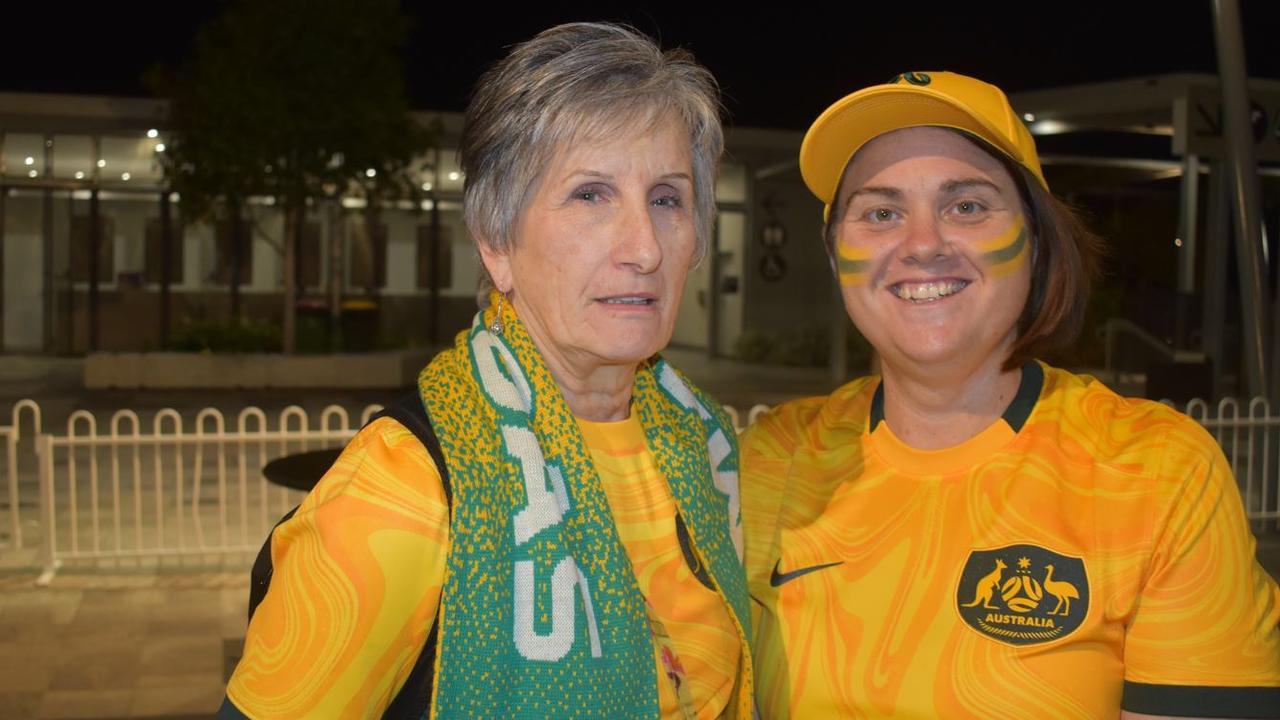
[283,202,299,354]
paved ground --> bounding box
[0,354,1275,719]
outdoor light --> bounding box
[147,129,158,138]
[24,157,34,166]
[365,168,377,178]
[121,172,131,181]
[74,171,85,180]
[448,171,460,181]
[1023,112,1036,122]
[97,159,106,168]
[27,170,37,178]
[155,143,166,153]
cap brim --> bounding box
[800,86,1028,206]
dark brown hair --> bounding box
[822,129,1102,370]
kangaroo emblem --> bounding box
[1043,564,1081,616]
[960,558,1006,609]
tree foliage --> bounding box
[155,0,429,210]
[151,0,432,347]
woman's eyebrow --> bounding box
[846,186,902,202]
[940,178,1001,194]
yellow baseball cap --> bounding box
[800,71,1047,215]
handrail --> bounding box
[1102,318,1205,374]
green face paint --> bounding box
[836,243,872,287]
[976,217,1028,278]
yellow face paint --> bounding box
[975,217,1029,278]
[836,243,873,287]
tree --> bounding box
[152,0,431,352]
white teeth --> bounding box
[892,281,967,302]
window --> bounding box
[70,215,114,282]
[214,219,253,285]
[299,221,322,288]
[349,219,386,289]
[416,224,452,289]
[144,217,184,284]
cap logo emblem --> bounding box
[890,72,931,86]
[955,543,1089,646]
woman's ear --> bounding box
[476,238,513,294]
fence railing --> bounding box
[1,396,1276,583]
[28,402,381,584]
[1175,396,1280,528]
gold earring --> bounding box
[489,293,505,335]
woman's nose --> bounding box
[900,217,950,265]
[614,202,663,272]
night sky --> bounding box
[5,2,1280,130]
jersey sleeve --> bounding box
[224,417,450,719]
[1121,419,1280,716]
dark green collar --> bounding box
[869,361,1043,434]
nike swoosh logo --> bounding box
[769,559,844,587]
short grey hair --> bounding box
[460,22,723,267]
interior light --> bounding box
[155,143,166,153]
[27,170,37,178]
[97,159,106,168]
[1174,238,1183,248]
[121,172,131,181]
[1023,112,1036,122]
[421,182,432,191]
[147,129,159,138]
[365,168,377,178]
[447,171,460,181]
[74,171,85,180]
[24,157,34,166]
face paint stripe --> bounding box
[980,226,1027,267]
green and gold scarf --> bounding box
[418,293,752,719]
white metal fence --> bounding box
[1176,397,1280,527]
[0,396,1275,583]
[27,402,381,584]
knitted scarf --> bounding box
[418,293,752,719]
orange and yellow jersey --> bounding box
[580,414,742,720]
[226,414,741,719]
[741,362,1280,719]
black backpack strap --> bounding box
[370,392,450,720]
[247,506,298,622]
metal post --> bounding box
[1175,155,1200,348]
[328,199,342,351]
[1213,0,1269,400]
[428,146,441,345]
[88,188,100,352]
[42,137,54,353]
[159,190,172,346]
[708,216,721,358]
[0,185,6,352]
[1202,161,1229,399]
[36,435,58,585]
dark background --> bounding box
[5,2,1280,129]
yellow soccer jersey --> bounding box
[580,414,743,720]
[226,415,742,719]
[742,362,1280,719]
[226,417,450,718]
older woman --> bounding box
[742,72,1280,719]
[223,23,751,719]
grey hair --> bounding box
[460,22,724,273]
